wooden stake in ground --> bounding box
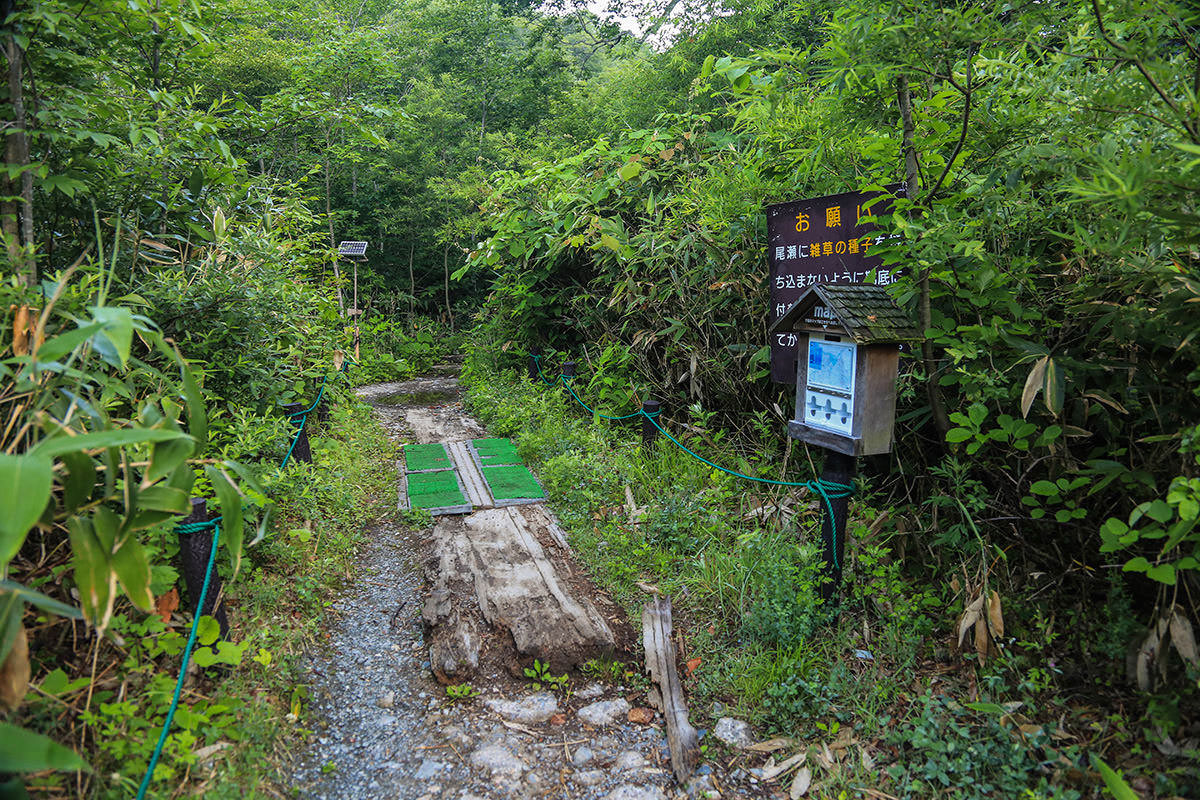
[642,594,699,782]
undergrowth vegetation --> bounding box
[463,357,1198,798]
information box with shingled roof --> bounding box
[768,283,920,457]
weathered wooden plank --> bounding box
[426,508,616,674]
[642,595,700,782]
[396,460,408,511]
[447,439,490,509]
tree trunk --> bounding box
[896,74,950,437]
[4,32,33,286]
[408,242,415,321]
[443,243,454,331]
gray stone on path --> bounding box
[483,691,558,724]
[414,759,444,780]
[614,750,647,771]
[605,785,667,800]
[571,745,595,766]
[713,717,754,748]
[576,683,605,699]
[468,743,526,777]
[571,769,606,786]
[578,698,632,726]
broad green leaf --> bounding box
[30,428,191,459]
[136,485,190,514]
[197,615,220,647]
[1029,480,1058,496]
[0,454,53,565]
[1122,557,1151,573]
[0,722,89,772]
[945,428,972,443]
[146,436,193,485]
[0,580,81,620]
[87,306,133,369]
[1145,563,1176,585]
[60,451,95,514]
[617,161,642,181]
[110,538,154,611]
[1090,754,1138,800]
[30,322,103,363]
[192,639,247,668]
[67,518,114,630]
[206,465,242,575]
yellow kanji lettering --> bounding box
[795,212,810,232]
[847,238,860,254]
[822,241,833,255]
[809,243,820,258]
[835,240,847,254]
[825,206,841,228]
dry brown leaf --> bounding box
[12,305,30,356]
[628,707,655,725]
[987,590,1004,639]
[762,751,806,781]
[974,607,990,664]
[831,726,856,754]
[685,657,701,675]
[746,737,794,753]
[958,595,985,647]
[156,587,179,623]
[813,744,834,770]
[0,625,30,712]
[1169,610,1199,667]
[789,766,811,798]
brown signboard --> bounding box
[765,187,904,383]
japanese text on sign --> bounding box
[765,187,904,383]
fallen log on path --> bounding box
[642,594,700,782]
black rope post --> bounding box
[178,498,229,640]
[561,361,576,381]
[641,400,661,449]
[281,403,312,464]
[314,390,330,426]
[527,347,541,383]
[818,450,857,602]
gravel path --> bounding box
[288,370,738,800]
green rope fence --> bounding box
[136,358,354,798]
[531,353,854,565]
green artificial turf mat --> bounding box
[407,470,467,509]
[473,437,522,467]
[404,442,452,472]
[481,464,545,501]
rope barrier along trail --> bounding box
[137,359,354,796]
[531,354,855,566]
[136,518,222,800]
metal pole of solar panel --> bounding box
[353,260,360,362]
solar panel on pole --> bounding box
[338,241,368,257]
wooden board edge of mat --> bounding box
[397,460,409,511]
[465,441,499,507]
[447,440,492,509]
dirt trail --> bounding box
[289,368,737,800]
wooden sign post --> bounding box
[768,283,920,598]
